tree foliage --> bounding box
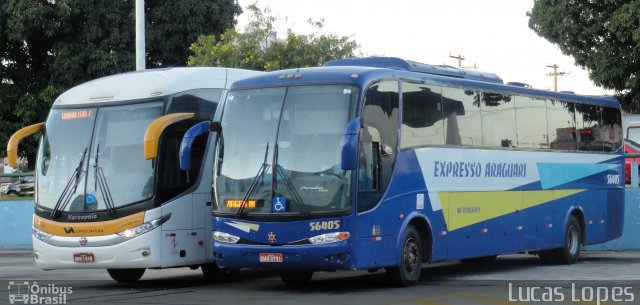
[528,0,640,111]
[0,0,241,167]
[188,4,360,71]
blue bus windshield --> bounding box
[214,85,357,215]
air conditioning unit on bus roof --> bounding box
[324,57,504,84]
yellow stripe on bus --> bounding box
[439,190,585,231]
[34,212,145,237]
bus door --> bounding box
[355,81,399,267]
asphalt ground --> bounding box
[1,250,639,305]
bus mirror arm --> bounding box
[144,112,195,160]
[179,121,214,171]
[209,121,222,133]
[7,122,45,167]
[341,117,361,171]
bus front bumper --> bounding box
[213,241,355,270]
[32,229,162,270]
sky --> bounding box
[235,0,610,96]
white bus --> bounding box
[7,67,261,282]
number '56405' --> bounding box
[309,220,340,231]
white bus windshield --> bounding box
[37,102,163,212]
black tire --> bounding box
[201,263,239,282]
[279,270,314,286]
[107,268,145,282]
[7,191,18,197]
[538,215,582,264]
[386,225,422,286]
[538,250,556,264]
[460,255,498,265]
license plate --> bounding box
[73,253,95,263]
[259,253,283,263]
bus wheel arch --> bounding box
[569,208,586,245]
[407,216,432,263]
[386,215,432,286]
[539,208,584,265]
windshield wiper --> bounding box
[237,143,270,216]
[51,148,88,218]
[272,143,309,216]
[94,144,116,217]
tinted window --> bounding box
[575,104,602,151]
[358,81,399,212]
[602,106,622,151]
[167,89,224,120]
[515,96,548,149]
[547,100,577,150]
[442,87,481,146]
[481,92,515,147]
[401,82,444,148]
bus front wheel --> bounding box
[386,225,422,286]
[279,270,313,286]
[201,263,239,282]
[107,268,145,282]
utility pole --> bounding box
[546,64,566,92]
[449,53,465,68]
[135,0,145,71]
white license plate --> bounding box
[259,253,283,263]
[73,253,95,263]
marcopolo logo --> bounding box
[8,281,72,304]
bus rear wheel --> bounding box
[201,263,239,282]
[386,225,422,286]
[539,215,582,264]
[279,270,314,286]
[107,268,145,282]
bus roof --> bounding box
[53,67,261,107]
[231,58,620,109]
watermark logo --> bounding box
[509,283,635,305]
[8,281,72,304]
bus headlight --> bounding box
[309,232,350,244]
[117,214,171,239]
[213,231,240,244]
[33,228,52,241]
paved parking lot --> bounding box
[1,250,640,305]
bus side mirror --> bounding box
[7,122,45,167]
[180,121,216,171]
[341,118,361,171]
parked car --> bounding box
[3,176,35,196]
[625,140,640,184]
[0,183,10,194]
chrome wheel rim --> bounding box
[403,237,420,274]
[567,225,579,255]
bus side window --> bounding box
[358,81,399,213]
[601,106,622,151]
[547,100,577,151]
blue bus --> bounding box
[180,57,624,286]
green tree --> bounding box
[188,4,360,71]
[0,0,241,168]
[528,0,640,111]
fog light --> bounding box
[141,249,151,257]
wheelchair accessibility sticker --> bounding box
[272,197,287,213]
